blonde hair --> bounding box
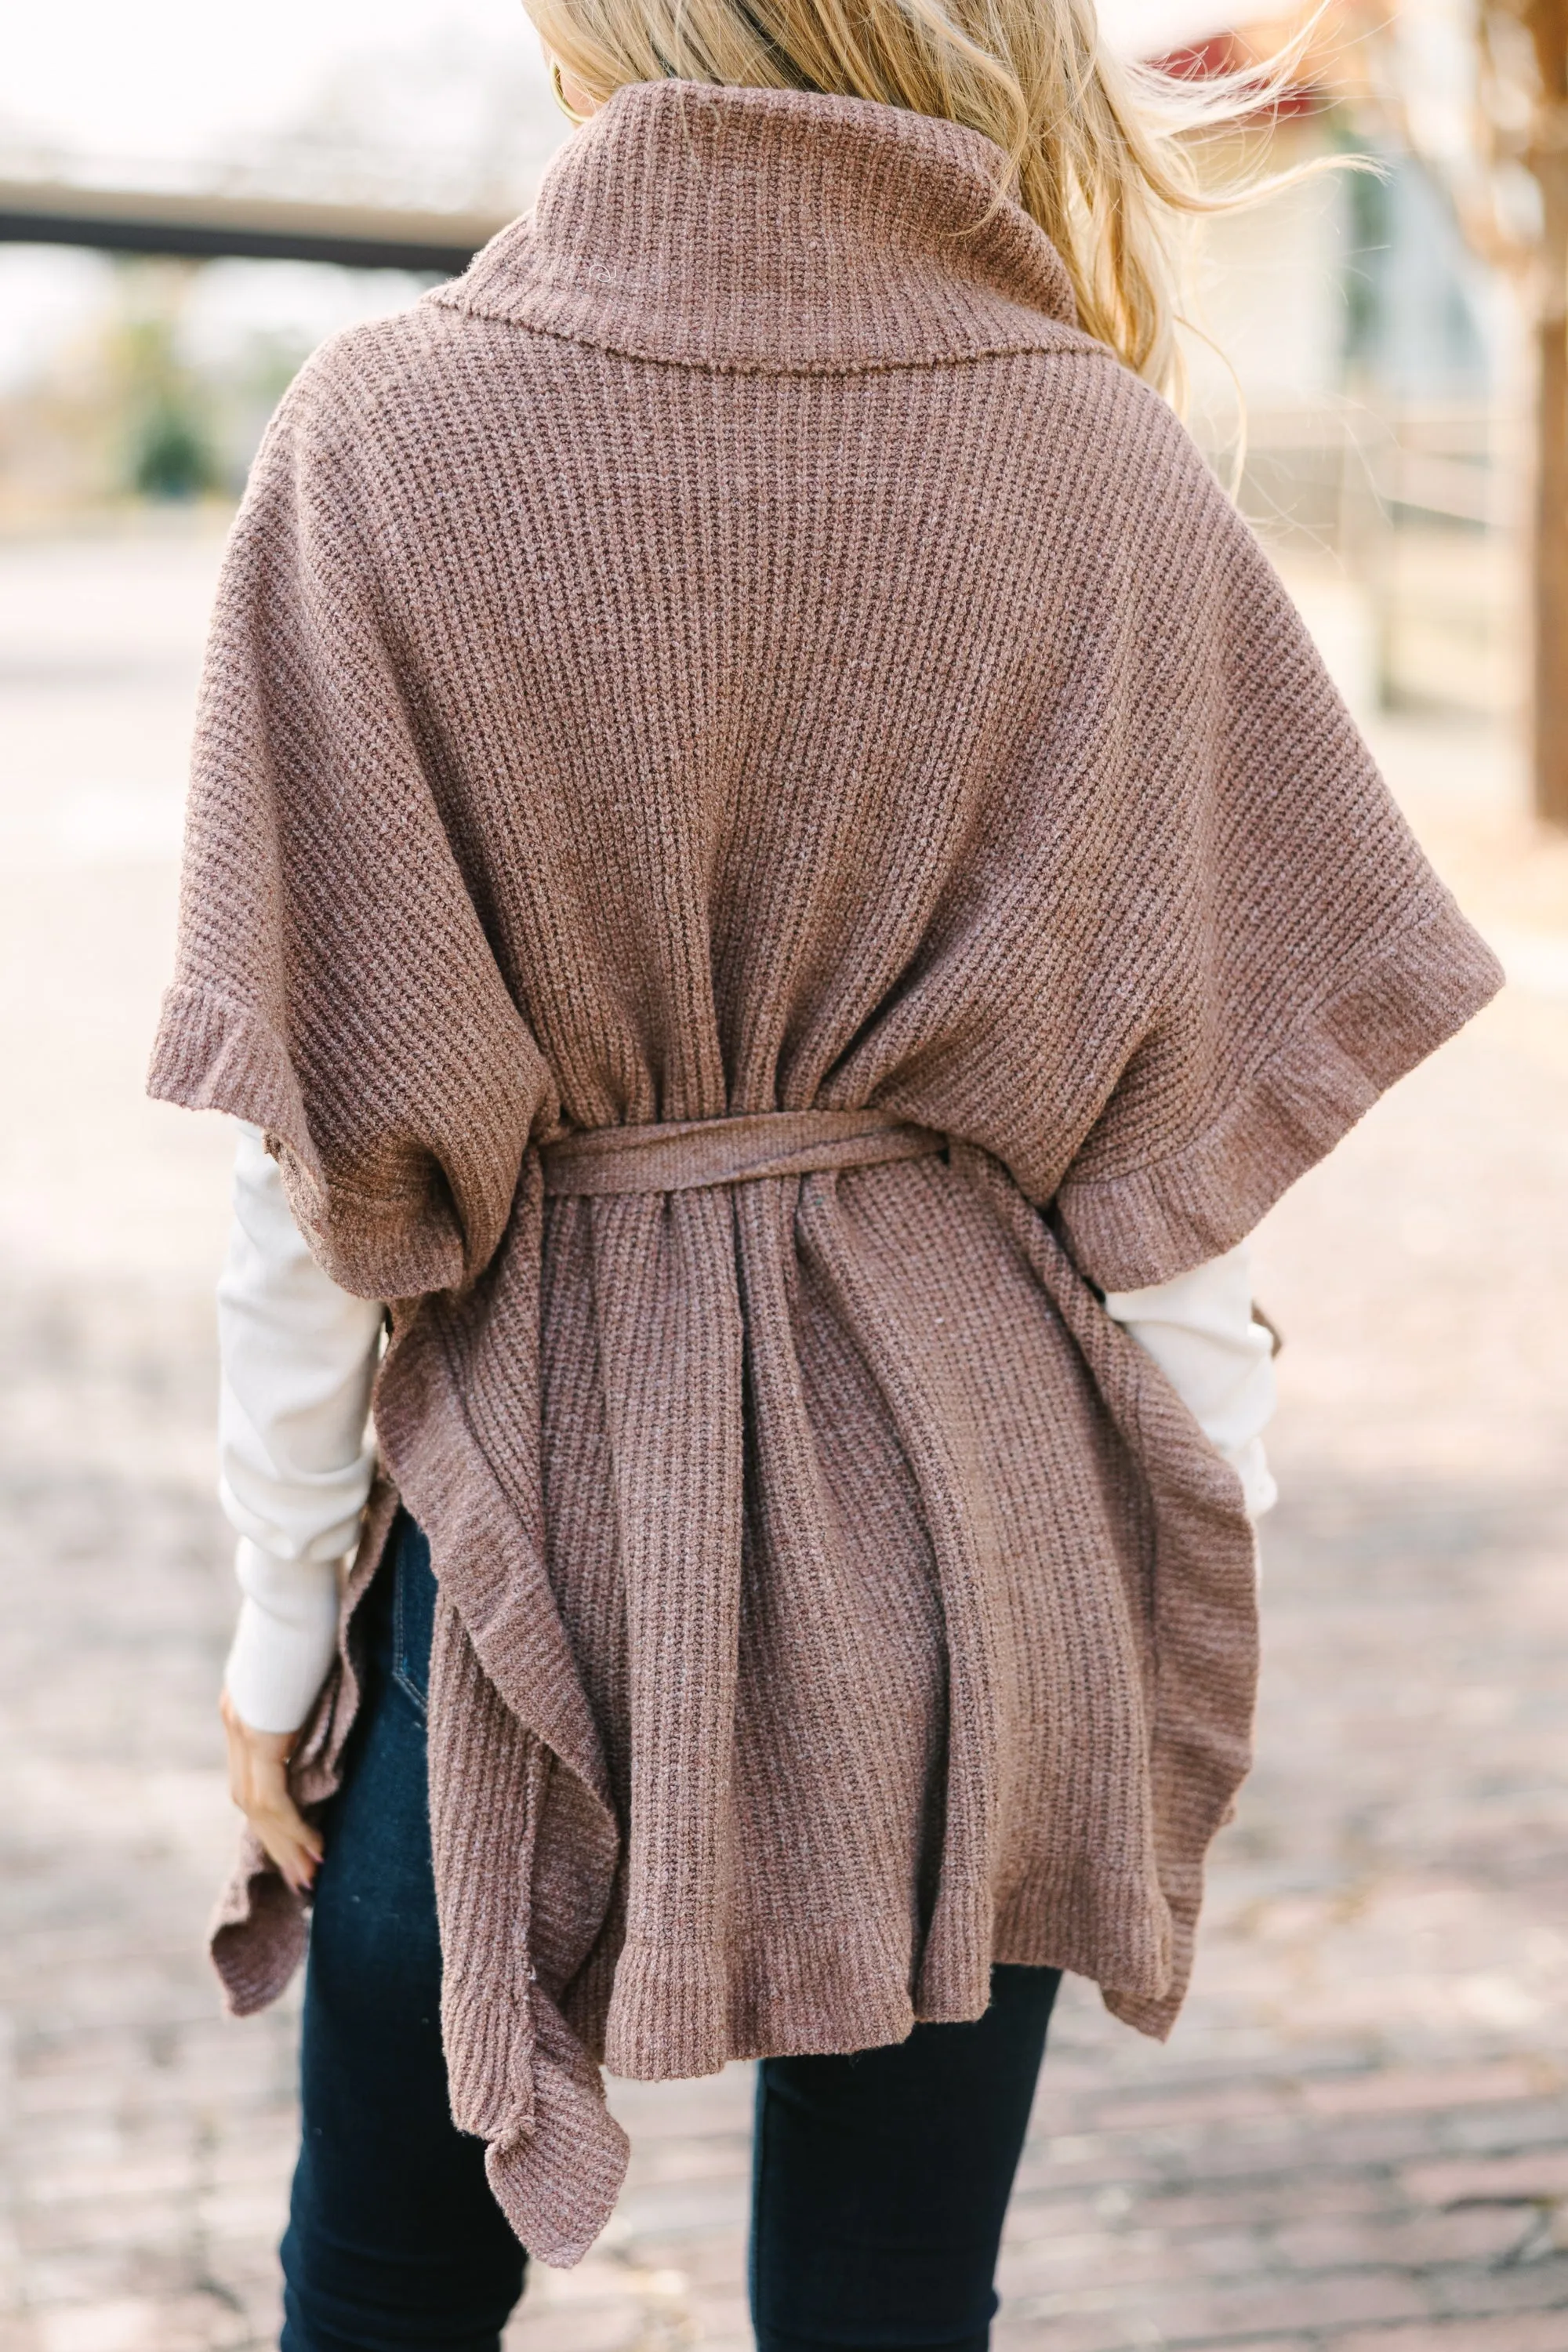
[525,0,1331,400]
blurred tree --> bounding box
[107,267,220,502]
[1503,0,1568,825]
[131,405,212,499]
[1370,0,1568,820]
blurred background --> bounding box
[2,2,1568,2347]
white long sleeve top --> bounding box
[219,1123,1278,1732]
[218,1125,384,1732]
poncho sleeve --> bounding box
[1049,408,1503,1294]
[147,354,553,1301]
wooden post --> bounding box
[1526,2,1568,825]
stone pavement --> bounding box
[1,527,1566,2352]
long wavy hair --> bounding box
[524,0,1331,401]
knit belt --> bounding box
[539,1109,945,1197]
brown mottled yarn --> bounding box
[151,78,1501,2265]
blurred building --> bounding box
[0,0,1524,725]
[1157,2,1523,724]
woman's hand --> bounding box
[220,1688,324,1895]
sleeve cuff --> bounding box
[1223,1433,1277,1521]
[1057,898,1504,1290]
[223,1545,343,1733]
[149,979,466,1300]
[149,983,318,1177]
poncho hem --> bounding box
[1057,895,1504,1290]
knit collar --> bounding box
[432,78,1093,372]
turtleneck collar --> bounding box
[433,78,1094,373]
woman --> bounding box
[150,2,1501,2343]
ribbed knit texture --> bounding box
[149,78,1503,2265]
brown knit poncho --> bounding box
[148,78,1501,2263]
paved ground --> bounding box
[1,526,1566,2352]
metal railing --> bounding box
[1206,396,1526,719]
[0,177,506,273]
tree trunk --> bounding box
[1528,5,1568,824]
[1536,240,1568,824]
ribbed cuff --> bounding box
[223,1554,342,1733]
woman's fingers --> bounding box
[220,1690,324,1896]
[232,1748,324,1893]
[246,1769,324,1893]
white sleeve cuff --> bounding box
[223,1539,343,1733]
[1222,1432,1278,1520]
[1105,1240,1278,1521]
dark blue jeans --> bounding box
[281,1515,1060,2352]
